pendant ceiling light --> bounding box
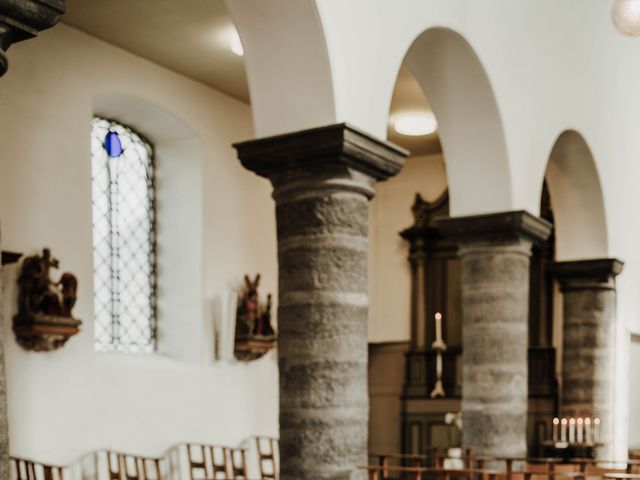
[612,0,640,36]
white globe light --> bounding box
[393,113,438,136]
[612,0,640,36]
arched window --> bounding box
[91,117,157,353]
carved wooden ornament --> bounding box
[12,248,81,352]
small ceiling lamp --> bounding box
[229,28,244,56]
[393,112,438,136]
[612,0,640,36]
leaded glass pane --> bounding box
[91,117,157,353]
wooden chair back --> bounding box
[467,456,638,480]
[186,444,231,480]
[360,464,500,480]
[229,447,248,480]
[574,460,640,474]
[517,472,588,480]
[255,437,278,480]
[581,466,628,478]
[11,457,65,480]
[105,451,162,480]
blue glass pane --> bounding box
[104,131,123,158]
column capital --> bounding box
[0,0,65,76]
[233,122,407,184]
[437,210,552,246]
[551,258,624,290]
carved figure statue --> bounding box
[256,294,275,337]
[17,248,78,318]
[58,272,78,317]
[236,274,275,339]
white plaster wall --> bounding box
[369,153,447,343]
[0,24,278,464]
[630,336,640,449]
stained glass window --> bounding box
[91,117,157,353]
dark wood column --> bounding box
[234,124,406,480]
[0,1,64,478]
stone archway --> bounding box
[544,130,620,459]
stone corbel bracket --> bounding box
[0,0,65,76]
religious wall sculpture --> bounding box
[13,248,81,352]
[234,274,276,361]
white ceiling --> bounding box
[63,0,250,102]
[62,1,440,155]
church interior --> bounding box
[1,1,640,480]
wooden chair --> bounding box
[185,443,248,480]
[229,447,249,480]
[371,447,472,471]
[186,444,231,480]
[255,437,278,480]
[518,471,588,480]
[469,456,637,480]
[105,451,163,480]
[370,452,429,478]
[569,458,640,474]
[11,457,65,480]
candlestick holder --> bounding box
[430,337,447,398]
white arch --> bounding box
[400,27,513,216]
[225,0,335,137]
[229,4,513,216]
[544,130,608,260]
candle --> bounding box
[553,417,559,442]
[594,418,601,443]
[435,312,443,342]
[585,418,592,444]
[561,418,568,442]
[577,418,584,444]
[569,418,576,443]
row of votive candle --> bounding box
[552,417,600,444]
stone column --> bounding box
[0,2,64,478]
[552,258,623,457]
[0,0,65,76]
[234,124,406,480]
[439,211,551,457]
